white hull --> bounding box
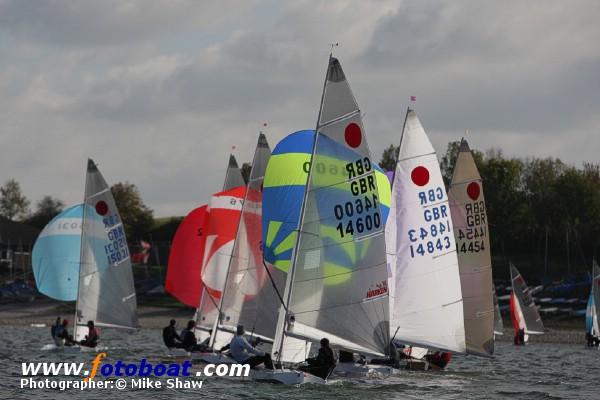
[246,369,326,385]
[332,362,395,378]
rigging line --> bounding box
[261,258,287,312]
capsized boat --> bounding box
[448,139,494,357]
[386,109,466,355]
[263,55,392,384]
[509,263,544,343]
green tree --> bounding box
[25,196,65,229]
[0,179,30,220]
[379,144,399,172]
[110,182,154,240]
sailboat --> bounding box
[165,154,244,309]
[585,261,599,346]
[509,263,544,344]
[33,159,139,350]
[386,109,466,363]
[493,284,504,336]
[448,139,494,357]
[255,55,391,384]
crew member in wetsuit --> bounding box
[425,351,452,370]
[80,320,99,348]
[514,328,525,345]
[56,319,76,346]
[370,341,406,367]
[180,320,209,352]
[586,332,600,347]
[51,317,61,342]
[225,325,273,369]
[299,338,336,379]
[163,319,183,348]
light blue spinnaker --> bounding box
[32,204,84,301]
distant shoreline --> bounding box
[0,299,586,345]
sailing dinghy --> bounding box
[585,261,599,347]
[385,109,466,369]
[448,139,494,357]
[34,159,139,350]
[509,263,544,344]
[256,55,391,385]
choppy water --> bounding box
[1,325,598,399]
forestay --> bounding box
[32,204,83,302]
[448,139,494,356]
[273,57,391,361]
[386,109,466,353]
[75,159,138,341]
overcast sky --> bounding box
[1,0,599,217]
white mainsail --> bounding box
[75,159,138,341]
[493,284,504,336]
[509,263,544,341]
[448,139,494,356]
[272,56,390,362]
[587,261,600,337]
[386,109,466,353]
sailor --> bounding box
[225,325,273,369]
[56,319,76,346]
[180,320,210,352]
[514,328,525,346]
[162,319,183,348]
[299,338,336,379]
[370,341,406,367]
[425,351,452,370]
[80,320,99,348]
[50,317,62,343]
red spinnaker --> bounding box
[165,205,209,308]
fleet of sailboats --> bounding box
[33,53,589,383]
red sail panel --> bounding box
[201,185,246,299]
[509,292,520,335]
[165,205,209,307]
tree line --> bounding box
[381,142,600,281]
[3,142,599,281]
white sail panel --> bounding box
[509,263,544,335]
[75,159,137,340]
[388,110,465,353]
[449,139,494,356]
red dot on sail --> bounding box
[344,123,362,148]
[411,166,429,186]
[467,182,480,200]
[95,201,108,216]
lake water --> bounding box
[1,325,598,399]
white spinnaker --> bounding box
[387,109,465,353]
[510,263,544,337]
[75,159,138,341]
[273,56,390,362]
[449,139,494,356]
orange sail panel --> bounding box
[165,205,209,308]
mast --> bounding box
[209,135,263,348]
[274,53,332,364]
[74,159,91,341]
